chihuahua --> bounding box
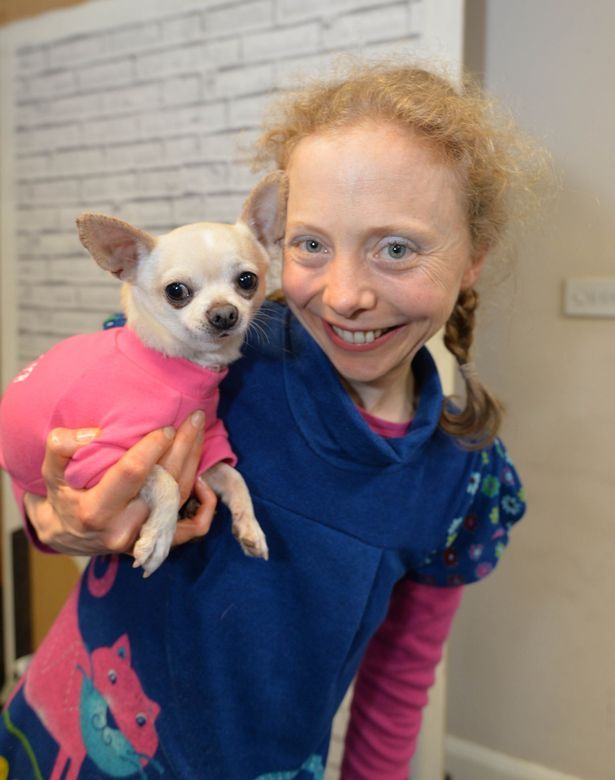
[0,172,286,576]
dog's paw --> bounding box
[233,521,269,560]
[133,524,175,577]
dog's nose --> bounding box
[207,303,239,331]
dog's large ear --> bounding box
[76,213,157,281]
[239,171,288,251]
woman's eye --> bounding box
[303,239,322,253]
[386,242,408,260]
[165,282,193,307]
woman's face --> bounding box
[282,122,484,400]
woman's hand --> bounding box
[24,411,217,556]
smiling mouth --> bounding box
[330,324,395,345]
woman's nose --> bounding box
[321,254,376,317]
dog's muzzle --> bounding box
[207,303,239,333]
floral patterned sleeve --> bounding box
[411,438,527,587]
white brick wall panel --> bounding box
[206,1,274,36]
[22,232,79,258]
[203,193,247,223]
[49,147,105,177]
[29,178,81,204]
[209,63,276,99]
[84,115,140,145]
[16,234,39,257]
[138,167,184,197]
[19,335,61,363]
[52,232,84,257]
[14,102,45,129]
[15,154,50,180]
[162,76,202,108]
[80,147,111,174]
[353,35,423,61]
[139,101,227,140]
[14,259,51,284]
[104,22,162,58]
[228,164,261,191]
[16,45,48,73]
[41,91,102,123]
[78,58,135,91]
[136,44,206,82]
[48,34,106,69]
[181,161,229,194]
[16,207,60,232]
[277,0,393,24]
[165,135,201,163]
[81,173,138,204]
[287,36,416,81]
[242,22,321,63]
[75,284,122,310]
[322,4,409,50]
[103,82,162,117]
[201,38,243,69]
[200,130,243,161]
[48,257,113,285]
[17,182,32,203]
[173,194,209,224]
[107,141,166,171]
[47,308,113,335]
[275,50,348,89]
[119,199,174,229]
[227,93,272,130]
[17,123,83,153]
[14,129,44,154]
[162,12,206,44]
[408,0,426,35]
[24,68,78,102]
[19,283,78,309]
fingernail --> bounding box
[163,426,175,440]
[76,428,98,442]
[191,410,205,429]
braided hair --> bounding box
[441,288,503,447]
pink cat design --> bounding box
[22,569,161,779]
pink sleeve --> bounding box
[341,580,463,780]
[7,479,57,554]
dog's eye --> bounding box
[165,282,192,307]
[236,272,258,293]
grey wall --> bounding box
[448,2,615,778]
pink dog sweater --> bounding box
[0,326,236,505]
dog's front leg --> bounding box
[203,462,268,560]
[133,464,181,576]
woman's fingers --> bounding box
[173,477,218,546]
[92,426,176,513]
[159,411,205,481]
[41,427,100,487]
[34,416,211,556]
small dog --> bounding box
[0,172,286,575]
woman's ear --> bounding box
[461,246,488,289]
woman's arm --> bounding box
[341,580,463,780]
[23,411,217,557]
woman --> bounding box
[1,62,540,779]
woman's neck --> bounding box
[341,364,415,424]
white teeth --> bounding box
[332,325,386,344]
